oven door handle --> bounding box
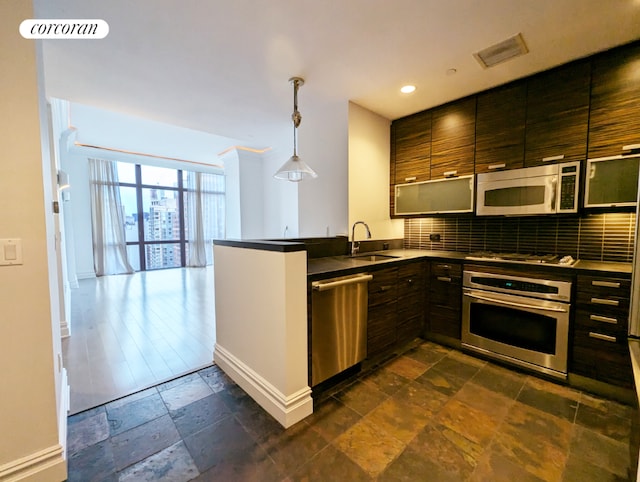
[463,292,568,313]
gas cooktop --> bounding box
[465,251,576,266]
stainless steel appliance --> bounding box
[476,161,580,216]
[462,270,572,379]
[310,273,372,386]
[465,251,576,266]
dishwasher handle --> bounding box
[312,274,373,292]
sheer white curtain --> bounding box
[89,158,134,276]
[186,171,225,267]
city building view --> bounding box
[118,162,224,271]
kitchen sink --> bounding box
[350,254,400,262]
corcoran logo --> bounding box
[19,19,109,39]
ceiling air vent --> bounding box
[473,33,529,69]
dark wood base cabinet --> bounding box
[426,261,462,340]
[367,261,427,359]
[571,275,633,388]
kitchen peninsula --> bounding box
[213,236,635,429]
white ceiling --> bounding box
[35,0,640,154]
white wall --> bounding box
[262,145,299,238]
[70,102,239,166]
[61,149,95,279]
[297,98,350,237]
[0,1,67,479]
[348,102,404,240]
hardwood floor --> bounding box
[62,267,216,414]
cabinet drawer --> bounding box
[430,262,462,278]
[368,268,398,307]
[576,276,630,312]
[575,309,628,336]
[573,323,628,349]
[577,276,630,296]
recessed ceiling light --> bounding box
[400,85,416,94]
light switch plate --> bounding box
[0,239,23,266]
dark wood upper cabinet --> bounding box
[391,110,432,184]
[475,82,527,173]
[525,60,591,167]
[588,42,640,159]
[431,97,476,179]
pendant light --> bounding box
[274,76,318,182]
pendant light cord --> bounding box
[291,78,302,157]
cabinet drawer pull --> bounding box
[623,144,640,151]
[590,314,618,324]
[437,276,452,282]
[588,332,617,343]
[591,298,619,306]
[542,154,565,162]
[488,163,506,170]
[592,280,621,288]
[443,170,457,178]
[404,176,417,182]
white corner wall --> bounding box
[213,245,312,427]
[297,99,349,237]
[348,102,404,239]
[0,2,67,480]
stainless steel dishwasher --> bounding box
[311,273,373,386]
[310,273,372,386]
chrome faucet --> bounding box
[351,221,371,256]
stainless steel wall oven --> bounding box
[462,270,572,380]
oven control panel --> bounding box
[463,270,572,302]
[469,275,559,295]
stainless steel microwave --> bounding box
[476,161,580,216]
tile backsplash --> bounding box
[404,212,636,262]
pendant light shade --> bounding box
[274,77,317,182]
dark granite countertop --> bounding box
[213,239,306,252]
[307,248,632,281]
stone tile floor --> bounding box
[67,340,637,481]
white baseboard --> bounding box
[214,344,313,428]
[0,444,66,481]
[0,370,69,481]
[76,271,95,280]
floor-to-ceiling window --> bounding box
[116,162,224,271]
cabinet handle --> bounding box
[404,176,417,182]
[591,298,619,306]
[590,314,618,325]
[488,163,506,170]
[542,154,565,162]
[437,276,452,282]
[407,279,414,285]
[592,280,621,288]
[589,332,617,343]
[443,170,457,178]
[623,144,640,151]
[379,285,393,292]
